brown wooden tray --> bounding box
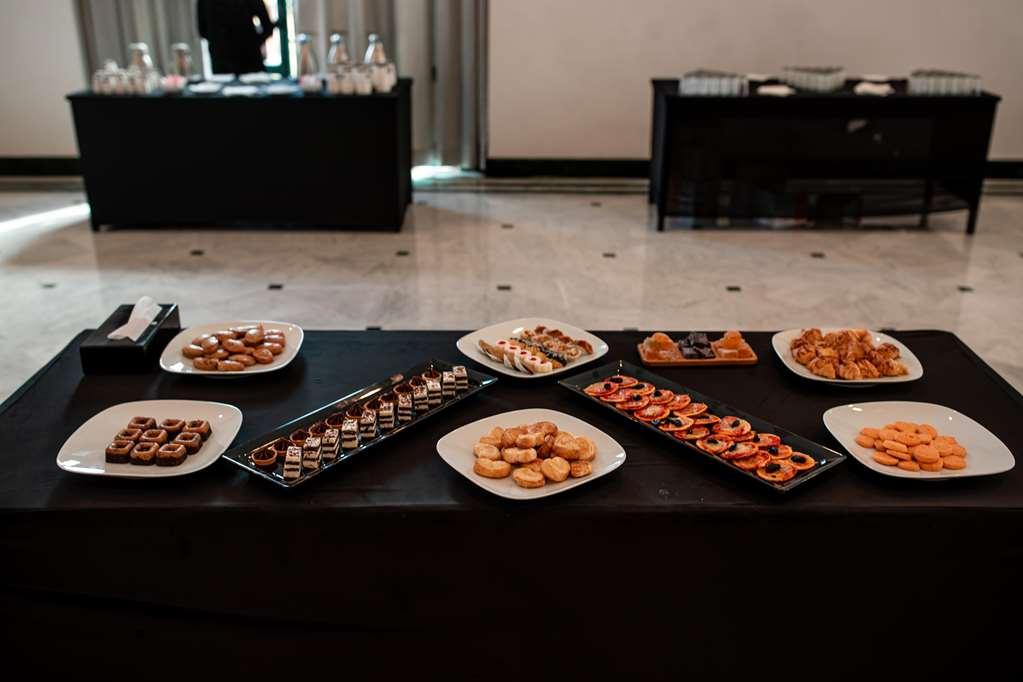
[636,340,758,367]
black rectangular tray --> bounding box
[222,359,497,488]
[559,360,845,493]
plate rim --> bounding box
[455,317,609,380]
[771,328,923,385]
[55,399,243,479]
[159,319,304,377]
[822,400,1015,480]
[435,407,626,500]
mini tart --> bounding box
[678,426,710,441]
[674,402,708,418]
[628,382,656,397]
[647,389,674,405]
[732,451,770,471]
[308,421,328,436]
[105,440,134,464]
[762,444,793,460]
[788,452,816,471]
[695,437,730,455]
[289,429,310,446]
[117,428,142,442]
[618,396,651,411]
[730,431,756,443]
[584,381,618,397]
[757,460,796,483]
[720,441,759,460]
[183,419,212,440]
[658,416,694,432]
[715,417,751,437]
[635,405,671,422]
[251,447,278,469]
[159,419,185,436]
[324,412,346,428]
[600,391,630,403]
[664,394,692,411]
[692,414,720,427]
[130,441,159,465]
[754,433,781,448]
[606,375,638,388]
[156,443,187,467]
[173,432,203,454]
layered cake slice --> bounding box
[303,437,322,470]
[283,446,303,480]
[426,378,442,406]
[441,371,456,399]
[379,402,395,431]
[322,428,340,461]
[359,408,378,440]
[341,418,360,449]
[452,365,468,392]
[413,384,429,411]
[397,393,413,423]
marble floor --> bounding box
[0,185,1021,400]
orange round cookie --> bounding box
[873,451,899,466]
[859,427,880,439]
[886,449,911,462]
[919,460,943,472]
[942,455,966,470]
[897,460,920,472]
[855,434,876,449]
[882,440,908,453]
[911,444,939,464]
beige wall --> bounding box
[0,0,85,156]
[489,0,1023,159]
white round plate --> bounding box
[56,400,242,478]
[455,317,609,380]
[160,320,303,376]
[771,328,923,386]
[436,408,626,500]
[823,401,1014,480]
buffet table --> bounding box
[649,79,1000,233]
[2,330,1021,678]
[67,79,412,231]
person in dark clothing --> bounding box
[197,0,276,74]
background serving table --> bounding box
[649,78,1000,233]
[2,330,1021,678]
[67,79,412,231]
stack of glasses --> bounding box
[908,70,981,96]
[781,66,846,92]
[678,70,749,96]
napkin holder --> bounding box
[80,303,180,374]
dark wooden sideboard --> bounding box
[649,79,999,233]
[68,78,412,231]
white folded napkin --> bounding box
[757,84,795,97]
[854,81,895,96]
[107,296,161,341]
[222,85,259,97]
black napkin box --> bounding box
[80,304,181,374]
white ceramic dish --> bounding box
[771,328,923,385]
[456,317,608,380]
[823,401,1014,480]
[56,400,242,478]
[436,408,626,500]
[160,320,303,376]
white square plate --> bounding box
[456,317,608,379]
[436,408,626,500]
[160,320,303,376]
[772,328,923,386]
[823,401,1014,480]
[56,400,243,478]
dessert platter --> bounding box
[638,330,758,366]
[436,408,626,500]
[772,328,922,385]
[823,401,1014,480]
[222,361,497,488]
[456,317,608,379]
[160,320,304,376]
[560,361,845,492]
[56,400,243,478]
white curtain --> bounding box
[77,0,203,74]
[294,0,484,168]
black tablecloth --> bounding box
[2,330,1021,679]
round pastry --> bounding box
[664,394,692,411]
[730,431,756,442]
[540,456,570,482]
[600,391,630,403]
[572,436,596,461]
[674,402,708,418]
[720,442,758,460]
[345,405,364,420]
[105,440,134,464]
[628,382,656,397]
[229,353,256,366]
[678,427,710,441]
[182,344,205,358]
[551,432,580,459]
[473,443,501,460]
[325,412,345,428]
[199,336,220,354]
[213,330,238,342]
[192,333,214,346]
[515,431,545,449]
[173,432,203,454]
[289,428,310,446]
[521,460,543,473]
[251,348,274,364]
[473,457,511,479]
[223,338,248,354]
[569,460,592,478]
[308,421,327,436]
[217,360,245,371]
[500,427,526,449]
[692,414,721,427]
[156,443,188,467]
[251,446,277,469]
[193,357,219,371]
[715,417,751,437]
[209,349,230,360]
[130,441,159,465]
[788,452,816,470]
[139,429,168,445]
[184,419,213,440]
[756,460,796,483]
[618,396,651,412]
[261,342,284,355]
[117,428,142,442]
[159,419,184,437]
[732,451,770,471]
[270,438,291,456]
[512,467,545,488]
[635,405,670,422]
[762,444,793,460]
[501,447,537,464]
[695,437,730,455]
[584,381,618,397]
[648,389,674,405]
[244,327,265,345]
[754,433,782,448]
[230,325,257,335]
[658,416,693,432]
[606,375,638,389]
